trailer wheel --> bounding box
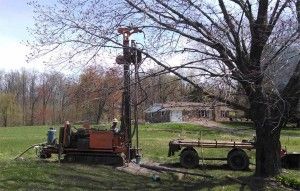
[180,148,199,168]
[227,149,249,170]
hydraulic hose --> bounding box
[13,142,45,160]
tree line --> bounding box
[0,66,205,127]
[0,67,118,127]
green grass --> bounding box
[0,123,299,190]
[220,122,300,152]
[276,170,300,190]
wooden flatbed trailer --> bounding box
[168,139,255,170]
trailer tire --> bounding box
[227,149,249,170]
[180,148,199,168]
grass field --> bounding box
[0,122,299,190]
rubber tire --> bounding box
[227,149,249,170]
[180,148,199,169]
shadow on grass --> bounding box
[161,162,253,171]
[0,160,263,191]
[158,162,275,191]
[1,160,285,191]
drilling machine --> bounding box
[37,27,142,165]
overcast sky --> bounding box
[0,0,47,72]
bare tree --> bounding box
[29,0,300,177]
[0,93,18,127]
[28,72,39,125]
[20,69,29,125]
[37,73,56,125]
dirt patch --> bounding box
[192,120,226,129]
[116,162,158,177]
[116,161,213,181]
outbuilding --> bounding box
[144,102,244,123]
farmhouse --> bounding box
[145,102,245,123]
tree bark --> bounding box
[254,121,282,177]
[249,92,287,177]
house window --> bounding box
[199,110,209,118]
[228,111,236,117]
[161,111,165,116]
[221,111,226,118]
[221,111,232,118]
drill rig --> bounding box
[38,27,142,165]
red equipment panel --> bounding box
[89,131,114,149]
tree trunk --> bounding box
[1,108,8,127]
[42,107,46,125]
[254,121,282,177]
[30,109,34,126]
[249,92,287,177]
[96,99,106,124]
[3,112,7,127]
[59,95,65,124]
[29,100,36,126]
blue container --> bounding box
[136,155,141,164]
[47,128,56,144]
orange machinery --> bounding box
[38,27,142,165]
[40,122,135,165]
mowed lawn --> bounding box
[0,123,299,190]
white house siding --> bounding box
[170,110,183,122]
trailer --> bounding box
[168,139,256,170]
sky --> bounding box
[0,0,182,74]
[0,0,149,74]
[0,0,46,72]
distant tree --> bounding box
[20,69,29,125]
[70,66,122,123]
[0,93,18,127]
[28,72,39,125]
[99,67,122,122]
[36,73,57,125]
[187,87,203,103]
[55,74,69,124]
[140,68,189,104]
